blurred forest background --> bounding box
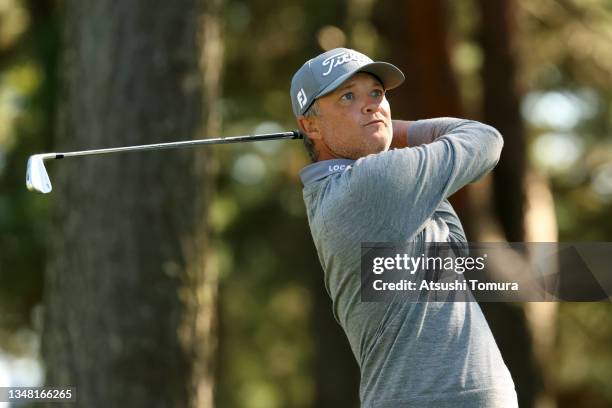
[1,0,612,407]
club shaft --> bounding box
[50,131,302,160]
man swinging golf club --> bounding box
[292,48,518,407]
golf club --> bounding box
[26,130,303,194]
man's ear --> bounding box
[297,116,321,140]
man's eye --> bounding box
[371,89,384,97]
[341,92,354,101]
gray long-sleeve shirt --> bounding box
[299,118,518,407]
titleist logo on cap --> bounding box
[321,50,371,77]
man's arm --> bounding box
[341,117,503,237]
[391,119,467,149]
[389,120,411,149]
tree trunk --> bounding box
[373,0,475,239]
[373,0,462,119]
[42,0,222,406]
[477,0,526,242]
[476,1,552,407]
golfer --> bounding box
[291,48,518,407]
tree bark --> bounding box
[373,0,475,238]
[476,1,551,407]
[42,0,222,406]
[477,0,526,242]
[373,0,462,120]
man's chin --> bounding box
[369,135,392,154]
[364,143,390,157]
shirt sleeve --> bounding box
[345,117,503,236]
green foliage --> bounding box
[556,303,612,403]
[0,0,60,348]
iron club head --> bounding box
[26,154,54,194]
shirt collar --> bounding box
[299,159,356,185]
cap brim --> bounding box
[316,61,405,100]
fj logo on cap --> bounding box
[297,88,308,109]
[321,50,370,77]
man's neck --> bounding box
[314,139,348,161]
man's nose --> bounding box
[362,98,381,114]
